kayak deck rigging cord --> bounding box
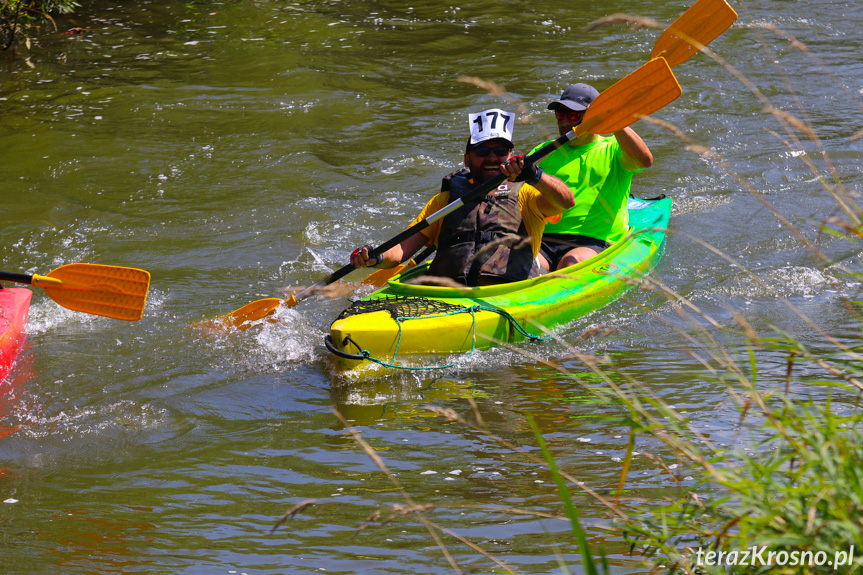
[326,296,551,370]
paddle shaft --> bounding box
[411,245,437,266]
[0,272,33,285]
[1,271,67,288]
[290,129,579,304]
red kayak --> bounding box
[0,288,32,380]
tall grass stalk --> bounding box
[528,413,601,575]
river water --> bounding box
[2,0,862,573]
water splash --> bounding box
[25,300,99,335]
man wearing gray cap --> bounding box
[533,83,654,271]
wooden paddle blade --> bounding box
[579,57,682,136]
[33,263,150,321]
[196,297,286,332]
[651,0,738,67]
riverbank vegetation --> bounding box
[588,19,863,573]
[1,0,80,50]
[303,17,863,575]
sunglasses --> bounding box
[471,145,511,158]
[554,108,586,122]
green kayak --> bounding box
[326,196,671,372]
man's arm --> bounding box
[615,127,653,172]
[501,155,575,217]
[532,172,575,217]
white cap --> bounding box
[467,108,514,148]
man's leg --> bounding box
[556,246,599,270]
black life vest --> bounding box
[426,169,539,286]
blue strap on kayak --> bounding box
[352,304,552,371]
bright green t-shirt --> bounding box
[531,135,639,243]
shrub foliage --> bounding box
[1,0,80,50]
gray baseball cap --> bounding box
[547,83,599,111]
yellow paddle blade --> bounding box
[361,259,417,288]
[195,297,293,333]
[651,0,738,67]
[578,57,682,136]
[31,263,150,321]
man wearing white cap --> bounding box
[534,83,654,271]
[351,108,573,286]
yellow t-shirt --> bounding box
[409,184,561,258]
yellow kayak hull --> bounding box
[328,197,671,372]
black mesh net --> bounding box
[335,296,468,321]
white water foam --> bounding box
[199,304,322,375]
[25,299,99,335]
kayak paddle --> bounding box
[650,0,738,67]
[0,263,150,321]
[200,57,682,332]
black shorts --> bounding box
[539,233,611,270]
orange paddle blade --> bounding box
[578,57,682,136]
[195,296,295,333]
[31,263,150,321]
[361,260,417,288]
[362,246,435,288]
[651,0,738,67]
